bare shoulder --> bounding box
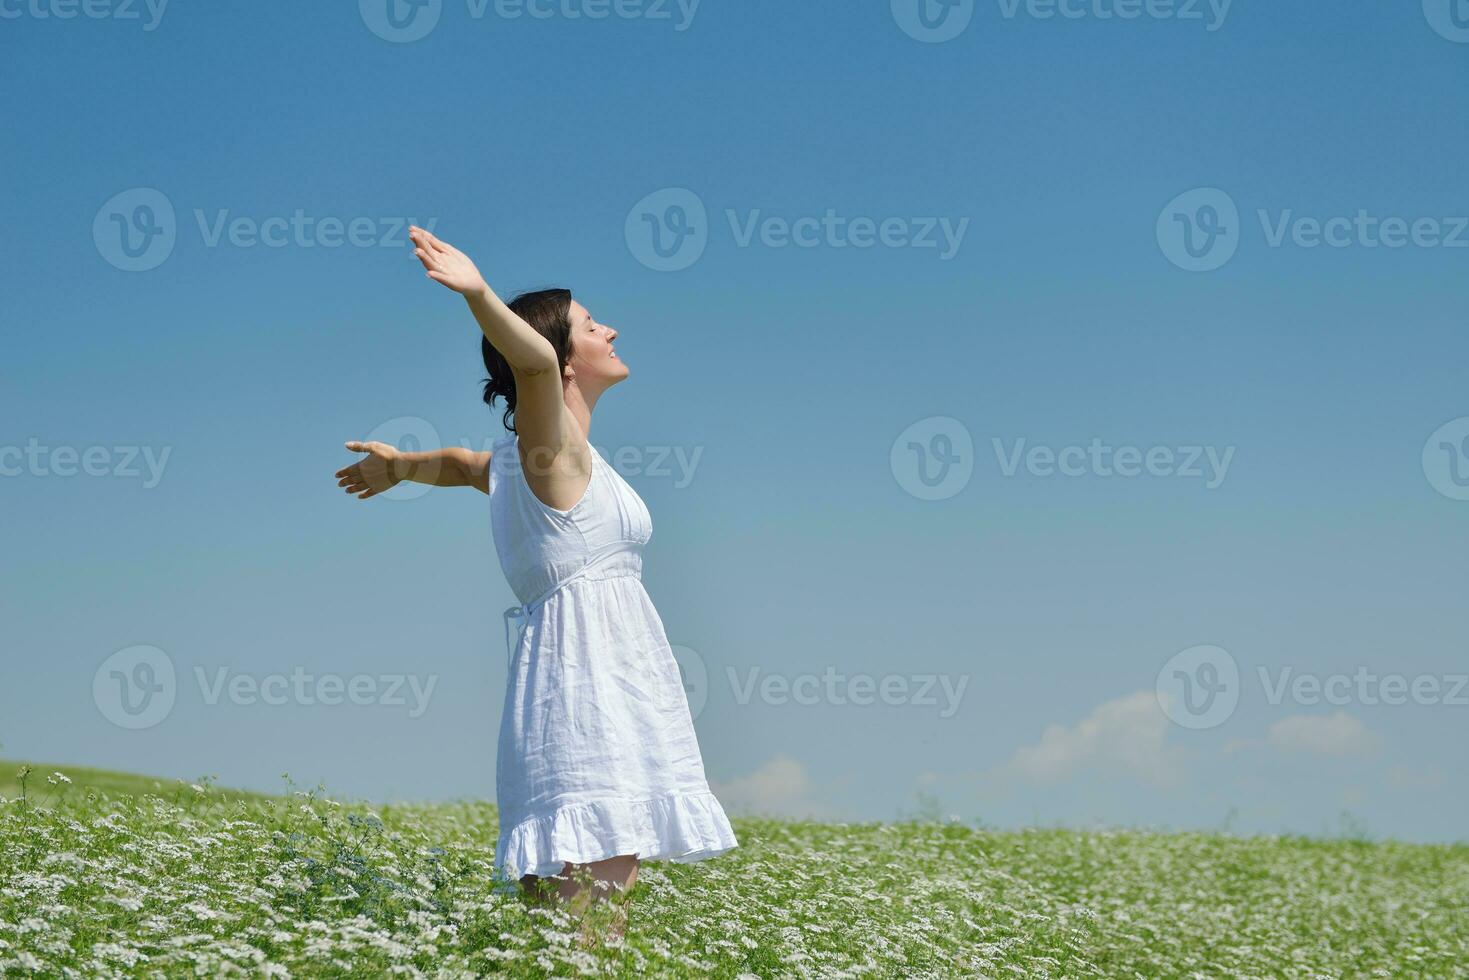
[512,411,594,511]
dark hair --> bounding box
[481,287,574,433]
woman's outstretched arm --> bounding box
[407,225,582,462]
[335,440,491,497]
[408,225,555,372]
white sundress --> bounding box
[487,431,739,893]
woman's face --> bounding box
[567,299,628,388]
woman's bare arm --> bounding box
[335,441,491,497]
[408,226,583,466]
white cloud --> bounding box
[709,754,837,820]
[1264,712,1380,758]
[1006,690,1184,785]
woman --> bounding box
[333,226,739,940]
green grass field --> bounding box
[2,760,1466,978]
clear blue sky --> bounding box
[4,1,1467,844]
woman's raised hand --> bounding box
[410,226,487,295]
[335,440,402,499]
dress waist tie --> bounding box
[501,558,640,664]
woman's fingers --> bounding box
[414,247,449,279]
[410,226,448,255]
[335,442,383,497]
[417,226,450,254]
